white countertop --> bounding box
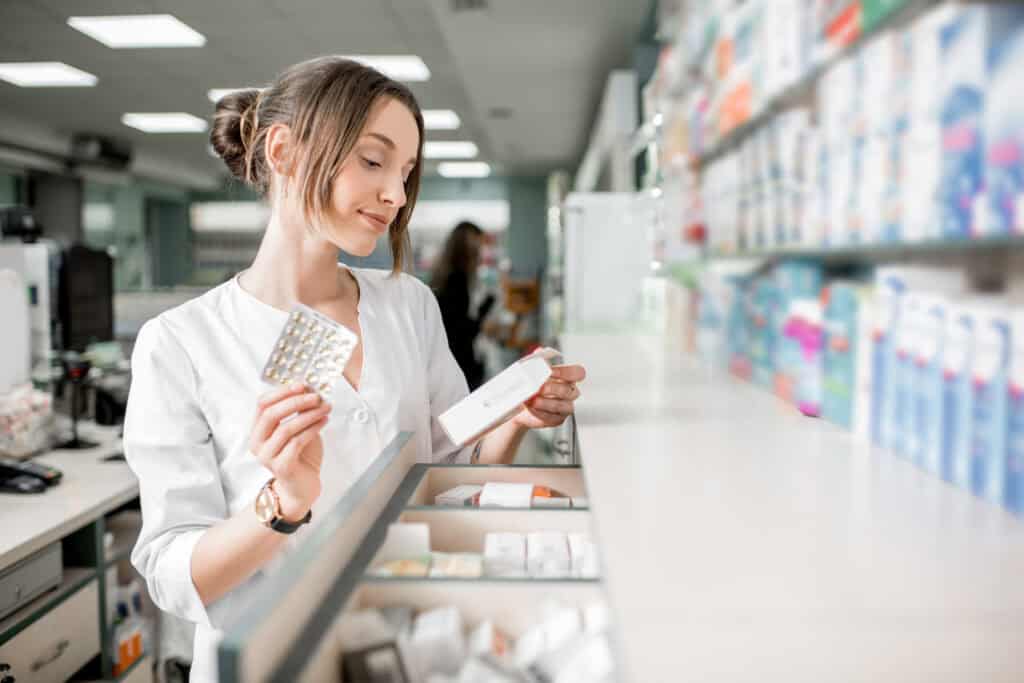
[0,423,139,569]
[562,333,1024,683]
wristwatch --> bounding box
[254,478,312,534]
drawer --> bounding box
[303,581,609,683]
[0,580,99,683]
[395,508,593,554]
[408,465,587,507]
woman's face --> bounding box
[320,97,419,256]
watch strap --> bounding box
[269,509,312,534]
[260,479,312,535]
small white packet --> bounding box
[434,484,482,507]
[483,532,526,578]
[429,552,483,579]
[568,533,600,579]
[526,532,571,578]
[479,482,534,508]
[408,606,466,679]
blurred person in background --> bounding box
[430,221,496,389]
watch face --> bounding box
[254,486,277,523]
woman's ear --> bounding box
[265,123,295,177]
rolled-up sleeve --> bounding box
[124,317,225,628]
[418,280,474,464]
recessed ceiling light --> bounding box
[341,55,430,82]
[68,14,206,48]
[122,113,208,133]
[424,141,478,159]
[207,88,259,103]
[438,162,491,178]
[422,110,460,130]
[0,62,98,87]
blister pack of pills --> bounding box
[261,304,359,398]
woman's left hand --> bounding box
[512,364,586,430]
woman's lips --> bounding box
[359,210,389,232]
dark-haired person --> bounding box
[122,57,585,682]
[430,220,496,390]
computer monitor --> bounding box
[58,244,113,352]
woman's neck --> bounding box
[240,211,352,311]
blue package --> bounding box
[969,308,1012,503]
[939,9,987,239]
[913,296,947,472]
[890,294,923,457]
[1005,312,1024,514]
[941,308,974,486]
[822,282,860,429]
[986,23,1024,236]
[871,269,908,448]
[940,7,1024,239]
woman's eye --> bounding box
[362,157,382,169]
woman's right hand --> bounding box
[249,383,331,521]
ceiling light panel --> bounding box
[422,110,461,130]
[68,14,206,48]
[122,113,208,133]
[0,62,97,87]
[424,141,478,159]
[341,55,430,81]
[438,162,491,178]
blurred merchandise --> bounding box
[0,383,54,458]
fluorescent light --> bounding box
[0,62,97,87]
[68,14,206,48]
[424,141,478,159]
[438,162,491,178]
[422,110,460,130]
[207,87,259,103]
[122,112,208,133]
[341,55,430,82]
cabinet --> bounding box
[216,433,614,683]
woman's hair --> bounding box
[430,220,484,291]
[210,56,423,273]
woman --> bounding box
[430,220,496,389]
[123,56,584,682]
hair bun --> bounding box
[210,88,261,182]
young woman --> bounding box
[123,56,585,682]
[430,220,496,390]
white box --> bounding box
[479,482,533,508]
[483,532,526,578]
[526,532,570,578]
[438,351,556,447]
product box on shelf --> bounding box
[795,298,825,418]
[939,5,1024,239]
[871,267,909,448]
[822,281,862,429]
[889,292,923,457]
[984,22,1024,236]
[1007,310,1024,514]
[912,294,949,473]
[969,304,1012,504]
[941,304,975,487]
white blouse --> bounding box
[123,265,472,682]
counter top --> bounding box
[0,423,139,569]
[562,333,1024,683]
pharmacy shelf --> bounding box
[695,0,942,169]
[561,332,1024,683]
[707,234,1024,263]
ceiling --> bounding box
[0,0,647,187]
